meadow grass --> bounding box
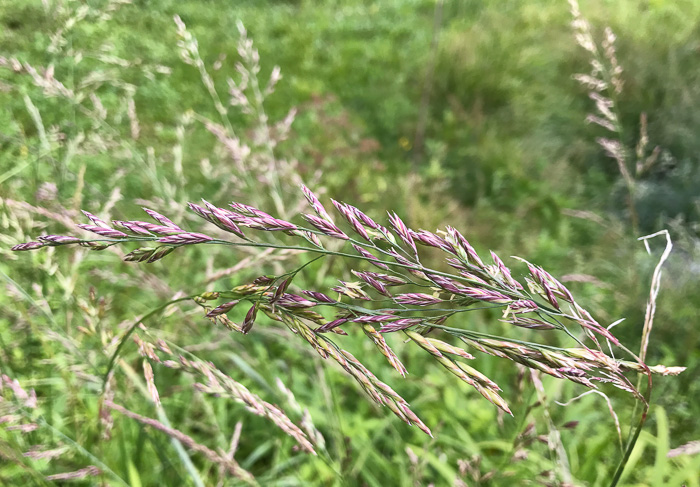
[1,0,699,485]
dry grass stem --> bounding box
[104,400,256,484]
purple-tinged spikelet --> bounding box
[77,224,128,239]
[427,274,467,295]
[352,315,398,324]
[271,277,292,303]
[490,251,523,290]
[353,271,392,297]
[459,271,489,285]
[315,318,348,333]
[301,290,336,303]
[158,233,213,245]
[461,287,512,304]
[301,184,334,223]
[378,318,423,333]
[350,205,381,230]
[112,221,155,236]
[276,294,316,308]
[241,305,257,334]
[143,207,182,230]
[366,273,406,286]
[503,316,555,330]
[38,235,81,245]
[331,199,371,241]
[413,230,456,253]
[253,275,275,285]
[128,221,182,236]
[387,249,415,267]
[295,230,323,248]
[11,241,45,251]
[124,246,175,263]
[395,293,443,306]
[206,300,240,317]
[81,210,112,229]
[78,241,110,250]
[388,212,417,255]
[302,214,348,240]
[526,265,559,309]
[445,258,467,271]
[351,244,388,270]
[201,200,245,237]
[446,226,484,268]
[147,246,176,263]
[530,264,575,304]
[256,216,298,232]
[229,202,272,219]
[188,202,212,221]
[507,299,539,313]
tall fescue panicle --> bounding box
[173,15,302,218]
[132,331,317,455]
[12,185,685,437]
[0,372,109,483]
[569,0,661,232]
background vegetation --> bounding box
[1,0,699,485]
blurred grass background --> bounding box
[1,0,699,485]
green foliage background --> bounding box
[1,0,699,485]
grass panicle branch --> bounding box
[11,185,684,441]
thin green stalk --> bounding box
[119,360,207,487]
[27,412,130,487]
[609,371,652,487]
[101,295,198,393]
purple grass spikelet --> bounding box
[124,246,175,263]
[301,184,334,223]
[147,246,176,263]
[81,210,112,229]
[331,199,371,241]
[187,202,212,222]
[112,221,155,236]
[388,212,417,255]
[351,244,389,270]
[11,241,45,251]
[413,229,456,253]
[37,235,82,245]
[206,300,240,317]
[427,274,471,294]
[379,318,423,333]
[315,318,349,333]
[302,214,349,240]
[277,294,316,308]
[395,293,443,306]
[77,224,128,239]
[201,200,245,237]
[461,287,512,304]
[446,226,484,268]
[229,202,273,219]
[157,233,213,245]
[301,291,336,303]
[350,205,381,230]
[506,299,539,314]
[352,315,399,324]
[241,305,257,334]
[143,207,182,230]
[352,271,392,297]
[490,251,523,290]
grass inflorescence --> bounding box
[12,185,684,446]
